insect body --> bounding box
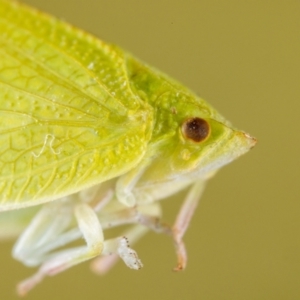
[0,0,256,295]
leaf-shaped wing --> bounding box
[0,0,153,210]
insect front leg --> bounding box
[91,201,163,274]
[132,178,207,271]
[172,180,206,271]
[91,225,147,275]
[116,156,153,207]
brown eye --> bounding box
[182,117,210,142]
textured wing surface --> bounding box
[0,0,153,209]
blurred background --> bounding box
[1,0,299,299]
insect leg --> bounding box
[91,202,162,274]
[16,202,104,296]
[13,186,112,268]
[91,225,147,275]
[13,200,73,267]
[172,180,206,271]
[116,157,152,207]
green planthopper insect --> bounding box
[0,0,256,295]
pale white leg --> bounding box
[136,213,172,235]
[17,203,104,296]
[90,201,164,274]
[91,203,165,275]
[99,205,165,232]
[116,158,152,207]
[13,201,73,267]
[91,253,119,275]
[172,180,206,271]
[91,225,147,275]
[13,186,114,269]
[93,189,114,212]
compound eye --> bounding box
[182,117,210,142]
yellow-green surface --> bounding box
[0,0,299,299]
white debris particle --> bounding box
[87,62,94,70]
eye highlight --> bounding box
[182,117,210,142]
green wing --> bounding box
[0,0,153,210]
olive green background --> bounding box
[1,0,299,299]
